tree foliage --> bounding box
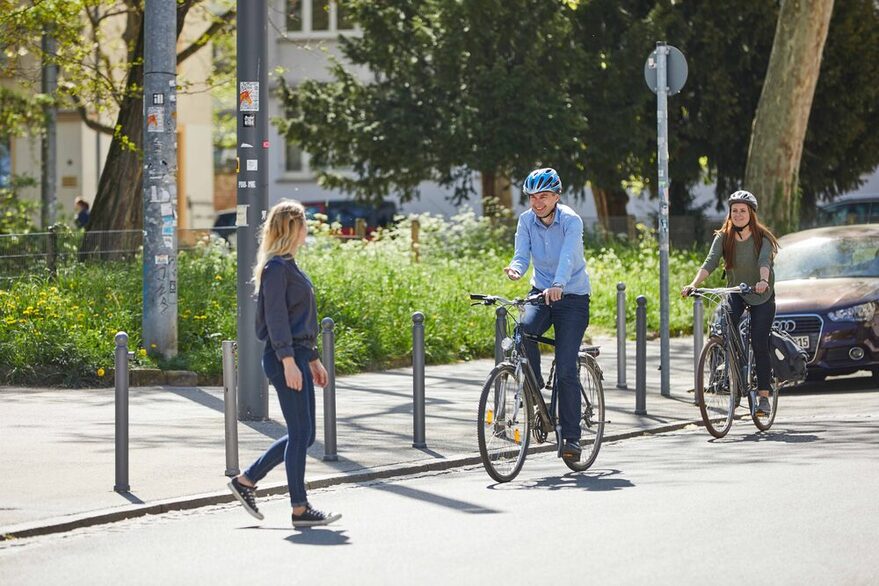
[279,0,591,206]
[0,0,236,245]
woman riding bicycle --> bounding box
[504,167,591,460]
[681,190,779,416]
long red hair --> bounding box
[715,206,779,270]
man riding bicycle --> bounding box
[504,167,592,460]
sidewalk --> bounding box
[0,334,703,539]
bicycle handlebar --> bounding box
[469,292,545,306]
[688,282,754,297]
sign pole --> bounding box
[236,0,269,419]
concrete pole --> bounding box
[40,31,57,228]
[236,0,270,419]
[656,41,671,397]
[142,0,178,360]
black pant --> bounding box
[728,294,776,391]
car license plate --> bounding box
[792,335,809,349]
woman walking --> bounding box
[227,199,341,527]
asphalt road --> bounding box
[1,379,877,585]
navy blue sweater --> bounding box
[255,256,319,362]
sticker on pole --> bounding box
[236,204,249,227]
[239,82,259,112]
[147,107,164,132]
[644,44,688,95]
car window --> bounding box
[775,235,879,280]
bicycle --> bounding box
[469,292,607,482]
[688,284,780,438]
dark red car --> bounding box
[773,224,879,382]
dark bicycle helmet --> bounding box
[522,168,562,195]
[728,190,758,211]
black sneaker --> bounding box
[291,505,342,527]
[562,439,581,461]
[227,477,264,520]
[756,396,772,416]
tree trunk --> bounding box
[592,185,629,238]
[480,171,512,216]
[744,0,834,234]
[81,15,145,258]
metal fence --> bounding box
[0,228,224,281]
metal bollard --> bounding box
[616,282,627,389]
[412,311,427,448]
[222,341,240,476]
[321,318,338,461]
[635,296,647,415]
[114,332,130,492]
[494,306,507,364]
[693,297,704,406]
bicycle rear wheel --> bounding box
[477,363,531,483]
[564,357,605,472]
[696,336,736,438]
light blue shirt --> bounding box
[508,204,591,295]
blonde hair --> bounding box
[252,199,307,291]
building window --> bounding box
[286,0,302,32]
[312,0,330,31]
[285,0,355,35]
[285,140,303,173]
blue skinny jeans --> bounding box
[243,347,316,507]
[520,290,590,441]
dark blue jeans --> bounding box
[728,293,776,391]
[521,290,590,440]
[243,347,316,507]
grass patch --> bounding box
[0,213,716,386]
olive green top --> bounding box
[701,232,774,305]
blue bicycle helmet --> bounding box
[728,190,758,211]
[522,168,562,195]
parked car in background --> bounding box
[772,224,879,382]
[304,199,397,236]
[211,209,237,246]
[815,194,879,226]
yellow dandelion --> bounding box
[138,348,147,358]
[97,368,105,377]
[215,274,223,281]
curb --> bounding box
[0,418,705,542]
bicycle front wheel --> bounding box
[564,356,605,472]
[696,336,736,438]
[477,363,531,483]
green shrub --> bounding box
[0,212,714,387]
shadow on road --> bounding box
[285,528,350,546]
[490,468,634,492]
[370,483,500,514]
[711,429,821,444]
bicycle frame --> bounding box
[697,284,759,407]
